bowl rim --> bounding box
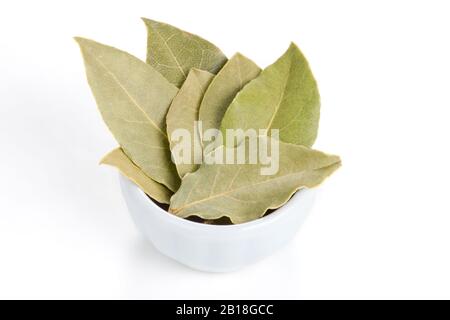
[120,173,314,233]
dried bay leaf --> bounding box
[169,139,341,224]
[198,53,261,143]
[75,37,180,191]
[221,43,320,147]
[143,18,227,87]
[101,148,172,204]
[166,69,214,178]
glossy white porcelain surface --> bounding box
[119,174,317,272]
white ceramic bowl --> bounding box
[119,174,317,272]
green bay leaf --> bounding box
[220,43,320,147]
[143,18,227,87]
[101,148,172,204]
[166,69,214,178]
[198,53,261,143]
[75,37,180,191]
[169,139,340,224]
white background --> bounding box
[1,0,449,299]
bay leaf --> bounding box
[169,139,340,224]
[166,68,214,178]
[101,148,172,204]
[220,43,320,147]
[143,18,227,87]
[198,53,261,144]
[75,37,180,191]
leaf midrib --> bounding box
[89,51,167,138]
[171,165,325,214]
[265,57,292,131]
[150,24,187,79]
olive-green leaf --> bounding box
[169,139,340,224]
[220,43,320,147]
[198,53,261,144]
[143,18,227,87]
[166,69,214,178]
[75,37,180,191]
[101,148,172,204]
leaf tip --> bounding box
[189,67,203,74]
[231,52,249,63]
[286,41,302,55]
[323,153,342,171]
[232,52,245,59]
[73,36,84,47]
[73,37,97,52]
[98,153,111,166]
[73,36,88,45]
[334,155,343,167]
[141,17,161,28]
[189,67,211,77]
[74,37,93,57]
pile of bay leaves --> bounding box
[76,19,341,224]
